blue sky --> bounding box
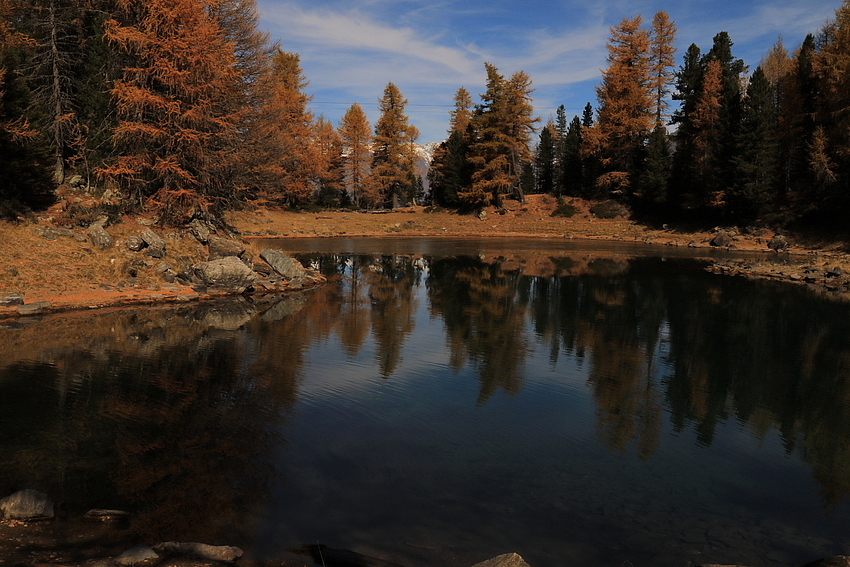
[256,0,842,144]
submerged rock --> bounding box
[115,544,158,565]
[470,553,532,567]
[0,489,54,519]
[152,542,243,562]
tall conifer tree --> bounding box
[587,16,653,197]
[338,103,374,208]
[372,82,419,208]
[101,0,243,222]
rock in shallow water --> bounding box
[115,544,158,565]
[470,553,532,567]
[152,541,243,562]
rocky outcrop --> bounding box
[471,553,532,567]
[0,489,54,519]
[140,228,166,258]
[192,256,257,293]
[207,235,246,261]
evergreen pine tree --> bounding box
[729,67,779,220]
[562,115,583,196]
[641,124,671,205]
[534,121,557,194]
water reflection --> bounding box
[3,247,850,567]
[0,298,301,547]
[297,251,850,510]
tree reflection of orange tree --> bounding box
[365,255,421,377]
[104,336,290,546]
[0,300,297,548]
[427,257,529,404]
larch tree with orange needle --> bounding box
[649,11,677,127]
[101,0,243,224]
[588,16,653,196]
[338,102,374,208]
[691,58,723,205]
[252,50,320,207]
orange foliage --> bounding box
[99,0,243,223]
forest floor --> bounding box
[3,192,850,319]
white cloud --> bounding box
[261,2,478,76]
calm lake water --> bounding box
[2,238,850,567]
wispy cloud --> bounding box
[261,2,478,76]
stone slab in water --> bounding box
[470,553,532,567]
[116,544,158,565]
[152,541,243,562]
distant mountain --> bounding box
[412,142,438,200]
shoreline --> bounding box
[3,195,850,318]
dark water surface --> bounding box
[2,238,850,567]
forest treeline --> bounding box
[1,0,850,228]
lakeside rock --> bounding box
[207,235,246,261]
[0,489,54,519]
[193,256,258,293]
[261,249,307,280]
[116,544,158,565]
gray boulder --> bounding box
[187,219,212,244]
[193,256,257,293]
[710,231,733,247]
[16,301,51,316]
[87,224,113,249]
[261,249,307,279]
[152,542,243,563]
[115,544,158,565]
[0,489,54,519]
[768,234,788,251]
[208,235,245,261]
[470,553,532,567]
[0,292,24,306]
[140,228,166,258]
[125,235,145,252]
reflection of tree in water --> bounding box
[428,257,529,404]
[365,255,420,377]
[0,302,299,547]
[523,256,850,508]
[525,262,666,460]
